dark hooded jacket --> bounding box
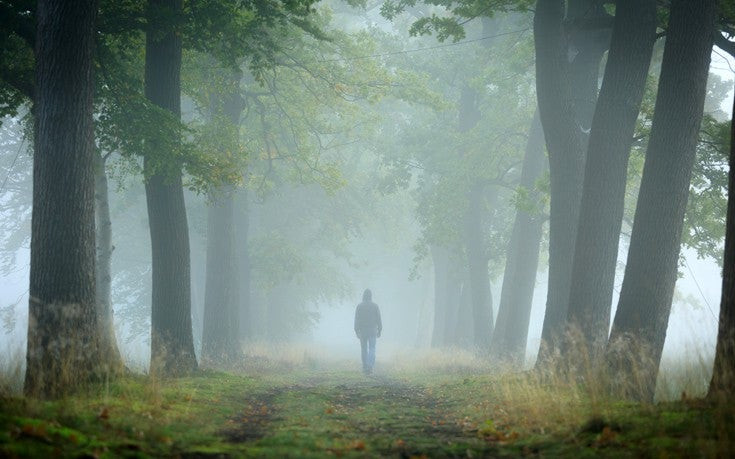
[354,289,382,337]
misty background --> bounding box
[0,1,733,374]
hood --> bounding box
[362,289,372,302]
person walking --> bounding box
[354,289,382,374]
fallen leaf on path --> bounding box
[350,440,366,450]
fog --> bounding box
[0,1,734,391]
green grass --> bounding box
[1,357,734,458]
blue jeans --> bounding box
[360,333,377,373]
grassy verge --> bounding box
[1,353,734,457]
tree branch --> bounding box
[714,32,735,59]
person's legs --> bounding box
[367,334,377,372]
[360,336,369,373]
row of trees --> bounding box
[379,0,734,401]
[2,0,436,396]
[1,0,733,402]
[2,0,331,396]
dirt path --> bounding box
[218,374,500,457]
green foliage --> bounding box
[380,0,533,41]
[0,1,35,119]
[184,0,327,79]
[719,0,735,31]
[684,115,730,265]
[623,55,731,267]
[371,12,537,277]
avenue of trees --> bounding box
[0,0,734,403]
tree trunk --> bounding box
[565,0,657,361]
[454,269,475,349]
[534,0,609,365]
[202,70,245,366]
[709,91,735,398]
[606,0,716,402]
[456,82,494,353]
[25,0,101,398]
[202,188,240,365]
[442,261,465,347]
[266,286,293,341]
[236,188,252,341]
[491,110,546,367]
[465,182,493,353]
[431,245,454,347]
[415,263,434,347]
[566,0,611,137]
[94,152,123,371]
[144,0,197,376]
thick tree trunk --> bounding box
[465,182,493,353]
[145,171,197,375]
[534,0,609,365]
[709,91,735,398]
[606,0,716,402]
[202,70,245,366]
[25,0,101,398]
[566,0,611,137]
[534,0,584,363]
[565,0,657,360]
[491,110,546,367]
[94,153,123,371]
[145,0,197,376]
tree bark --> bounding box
[565,0,657,361]
[709,90,735,398]
[144,0,197,376]
[606,0,716,402]
[465,182,493,353]
[202,70,245,366]
[94,152,123,371]
[533,0,608,365]
[566,0,611,136]
[491,110,546,367]
[25,0,101,398]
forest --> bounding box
[1,0,735,456]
